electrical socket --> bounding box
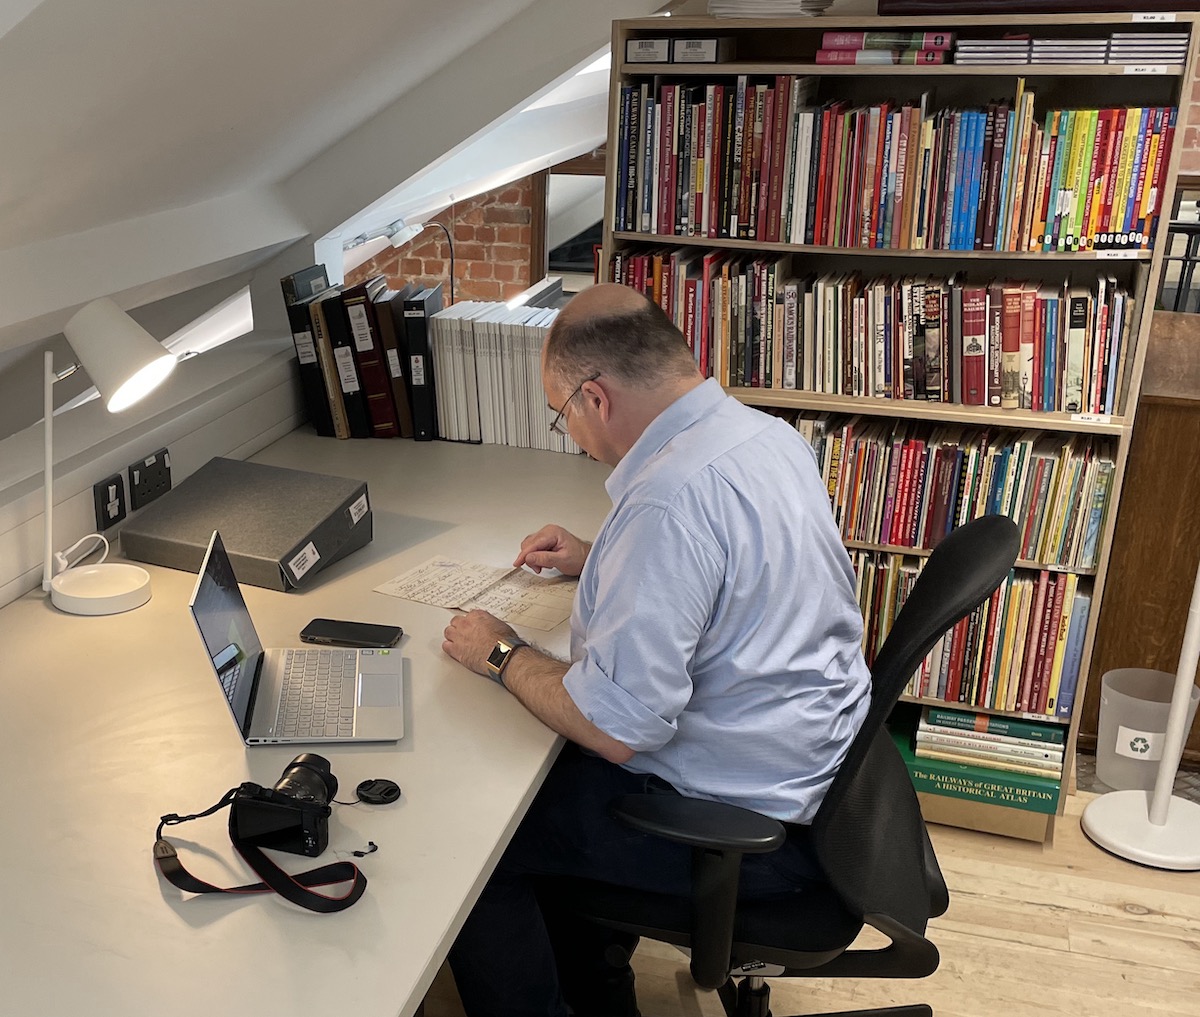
[93,473,127,530]
[128,447,172,510]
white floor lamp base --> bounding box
[1081,789,1200,871]
[49,563,152,615]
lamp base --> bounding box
[1081,789,1200,871]
[49,563,152,615]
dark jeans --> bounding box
[447,743,822,1017]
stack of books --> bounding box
[914,707,1065,780]
[1107,32,1190,66]
[1030,37,1108,64]
[427,301,580,454]
[816,30,953,65]
[889,705,1063,815]
[953,37,1031,65]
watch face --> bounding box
[487,640,510,673]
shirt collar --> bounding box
[605,378,725,502]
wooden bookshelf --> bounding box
[603,11,1198,840]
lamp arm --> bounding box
[43,352,80,592]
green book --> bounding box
[891,724,1060,814]
[923,705,1066,744]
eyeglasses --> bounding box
[549,372,601,436]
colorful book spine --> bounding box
[815,48,946,64]
[821,31,954,52]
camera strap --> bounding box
[153,786,368,914]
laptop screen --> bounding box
[188,531,264,733]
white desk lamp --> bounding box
[1081,560,1200,870]
[44,297,176,615]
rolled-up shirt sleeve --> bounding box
[563,502,721,753]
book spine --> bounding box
[924,705,1066,743]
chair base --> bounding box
[716,978,932,1017]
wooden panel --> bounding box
[1085,316,1200,759]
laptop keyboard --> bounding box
[275,648,356,738]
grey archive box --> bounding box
[120,457,372,591]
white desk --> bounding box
[0,432,612,1017]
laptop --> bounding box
[188,530,404,744]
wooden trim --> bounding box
[530,169,548,284]
[551,148,607,177]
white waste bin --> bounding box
[1095,668,1200,791]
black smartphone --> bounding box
[300,618,403,648]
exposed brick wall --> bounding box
[348,177,537,302]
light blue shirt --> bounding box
[563,379,871,824]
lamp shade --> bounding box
[62,297,176,412]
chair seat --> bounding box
[544,875,864,971]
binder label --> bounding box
[348,493,369,525]
[404,309,424,318]
[294,329,317,365]
[346,303,374,352]
[334,346,360,392]
[288,541,321,582]
[410,355,427,386]
[386,349,403,378]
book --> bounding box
[816,48,946,65]
[914,744,1062,778]
[279,265,334,438]
[403,284,445,441]
[318,289,372,439]
[924,705,1065,743]
[307,287,352,440]
[891,723,1060,814]
[372,283,421,438]
[342,276,401,438]
[821,31,954,52]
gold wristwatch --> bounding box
[485,636,529,685]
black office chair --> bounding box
[547,514,1020,1017]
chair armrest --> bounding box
[609,794,787,854]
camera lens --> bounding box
[273,752,338,805]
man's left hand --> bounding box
[443,609,518,676]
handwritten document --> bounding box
[375,557,577,631]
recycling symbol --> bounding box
[1129,737,1151,754]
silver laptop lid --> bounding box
[188,530,264,737]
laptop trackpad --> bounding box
[359,674,400,708]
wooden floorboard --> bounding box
[422,792,1200,1017]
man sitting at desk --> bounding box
[442,283,870,1017]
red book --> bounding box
[814,102,841,246]
[657,84,676,235]
[765,74,791,242]
[904,438,929,546]
[1098,107,1127,246]
[755,85,776,241]
[944,616,969,703]
[1018,570,1051,712]
[341,279,400,438]
[961,285,987,405]
[976,584,1005,708]
[707,84,727,239]
[1000,282,1022,410]
[1035,572,1069,714]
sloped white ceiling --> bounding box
[0,0,671,360]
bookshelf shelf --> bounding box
[898,693,1071,726]
[841,538,1099,577]
[620,62,1181,80]
[726,388,1127,435]
[605,12,1196,840]
[612,232,1153,261]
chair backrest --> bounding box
[810,515,1020,934]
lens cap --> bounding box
[356,778,401,805]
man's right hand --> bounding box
[514,524,591,577]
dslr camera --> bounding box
[228,753,338,857]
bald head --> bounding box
[544,284,700,391]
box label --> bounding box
[348,493,369,525]
[294,329,317,365]
[289,541,321,582]
[1115,724,1164,761]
